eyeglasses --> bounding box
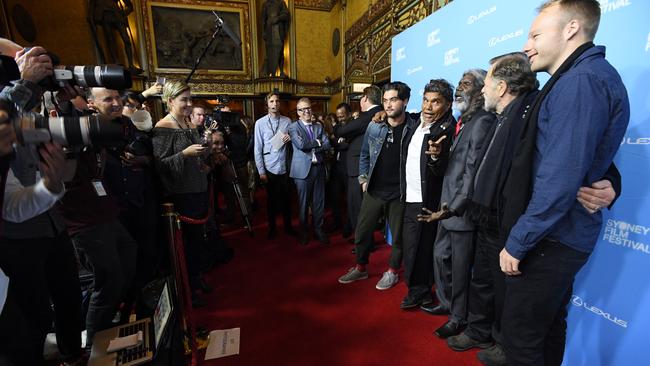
[298,107,312,113]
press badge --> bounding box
[92,180,108,197]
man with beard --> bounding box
[398,80,456,306]
[419,71,496,341]
[338,82,416,290]
[254,92,295,239]
[498,1,629,364]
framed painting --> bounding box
[145,1,250,76]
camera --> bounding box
[40,64,132,91]
[27,49,132,91]
[0,98,123,147]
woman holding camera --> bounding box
[152,80,211,307]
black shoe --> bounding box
[267,229,278,240]
[447,332,493,352]
[476,344,507,366]
[434,321,464,339]
[420,303,449,316]
[400,295,429,310]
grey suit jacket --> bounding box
[288,120,331,179]
[439,110,496,231]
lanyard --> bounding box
[267,115,280,136]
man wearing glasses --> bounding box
[288,98,331,245]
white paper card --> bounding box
[204,328,240,360]
[0,268,8,314]
[270,131,285,151]
[92,181,107,197]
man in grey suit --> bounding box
[420,70,496,339]
[289,97,331,245]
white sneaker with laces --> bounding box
[375,270,399,290]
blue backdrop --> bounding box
[391,1,650,365]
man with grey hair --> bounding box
[419,70,496,341]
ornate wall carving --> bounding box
[295,0,337,11]
[344,0,452,86]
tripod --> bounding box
[226,157,254,236]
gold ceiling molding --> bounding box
[294,0,337,11]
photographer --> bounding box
[90,87,158,316]
[56,87,137,348]
[216,107,251,226]
[0,46,84,365]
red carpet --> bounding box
[196,217,481,365]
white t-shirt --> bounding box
[405,122,430,203]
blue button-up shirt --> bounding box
[254,114,291,175]
[505,46,630,260]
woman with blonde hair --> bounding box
[152,80,211,307]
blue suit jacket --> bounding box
[288,121,331,179]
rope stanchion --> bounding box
[162,203,201,366]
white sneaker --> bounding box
[375,271,399,290]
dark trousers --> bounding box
[347,175,363,231]
[0,232,82,363]
[266,171,293,232]
[354,192,404,269]
[0,289,40,365]
[327,161,348,229]
[433,225,475,324]
[465,225,505,344]
[293,164,326,234]
[402,202,438,300]
[72,221,137,345]
[120,201,157,301]
[502,239,589,366]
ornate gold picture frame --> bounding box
[143,1,251,78]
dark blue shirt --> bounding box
[505,46,630,260]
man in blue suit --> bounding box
[289,97,331,245]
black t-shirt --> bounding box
[368,123,405,201]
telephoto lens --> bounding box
[12,112,124,147]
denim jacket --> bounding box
[358,114,414,198]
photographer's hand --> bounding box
[39,143,66,194]
[15,46,53,84]
[141,82,163,98]
[0,121,15,156]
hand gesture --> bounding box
[499,248,521,276]
[425,135,446,160]
[39,142,66,194]
[182,144,207,158]
[577,179,616,214]
[142,82,163,98]
[371,111,387,123]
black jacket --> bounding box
[335,105,382,177]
